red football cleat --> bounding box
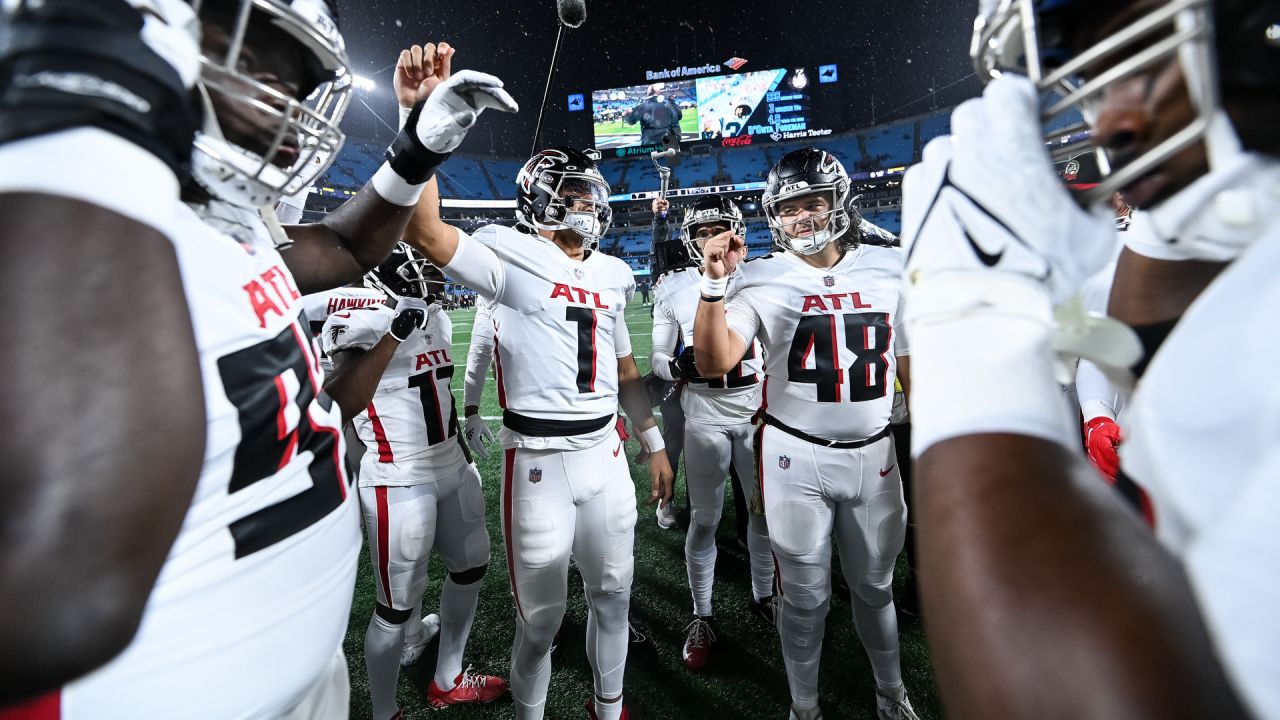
[426,667,507,708]
[681,616,716,671]
[586,695,631,719]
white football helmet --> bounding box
[190,0,351,209]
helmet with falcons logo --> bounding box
[680,195,745,263]
[366,242,445,302]
[762,148,854,255]
[516,147,614,249]
[189,0,352,209]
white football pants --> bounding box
[501,434,637,719]
[684,420,774,616]
[756,424,908,709]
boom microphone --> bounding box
[557,0,586,29]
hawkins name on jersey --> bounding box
[322,304,468,486]
[303,285,387,335]
[65,197,360,718]
[443,224,636,450]
[725,244,909,443]
[653,266,762,425]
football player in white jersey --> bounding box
[650,195,777,671]
[0,2,516,715]
[898,0,1280,717]
[321,243,506,717]
[406,147,676,720]
[694,148,919,720]
[0,0,208,701]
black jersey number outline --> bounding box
[217,316,347,559]
[786,312,892,403]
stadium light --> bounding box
[352,74,377,92]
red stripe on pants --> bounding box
[366,402,394,462]
[375,486,394,607]
[503,448,526,622]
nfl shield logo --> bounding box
[778,455,791,470]
[529,467,542,484]
[573,268,584,280]
[424,334,433,345]
[823,276,835,287]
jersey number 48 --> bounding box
[787,312,892,403]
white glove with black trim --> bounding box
[899,76,1134,456]
[463,414,495,460]
[902,75,1116,309]
[414,70,519,154]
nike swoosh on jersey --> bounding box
[879,464,896,477]
[613,442,622,457]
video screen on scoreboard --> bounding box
[591,80,700,150]
[696,68,824,144]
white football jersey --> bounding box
[652,267,762,425]
[321,304,468,487]
[725,245,908,443]
[1121,219,1280,720]
[302,285,387,334]
[443,224,636,450]
[63,198,360,718]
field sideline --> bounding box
[342,303,940,719]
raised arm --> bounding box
[901,78,1247,719]
[283,44,517,294]
[692,232,749,377]
[0,1,205,699]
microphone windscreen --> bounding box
[557,0,587,28]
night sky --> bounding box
[336,0,983,157]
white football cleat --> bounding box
[655,501,677,530]
[399,613,441,667]
[876,686,921,720]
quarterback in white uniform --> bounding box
[321,243,505,717]
[406,147,675,720]
[898,0,1280,718]
[695,149,918,720]
[650,195,776,671]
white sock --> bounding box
[364,613,404,720]
[778,598,830,710]
[594,695,624,720]
[585,587,631,701]
[434,575,483,690]
[852,596,903,689]
[510,618,554,720]
[403,604,424,644]
[746,514,775,601]
[684,543,717,618]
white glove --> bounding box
[902,75,1116,310]
[463,414,495,460]
[415,70,520,154]
[899,76,1124,455]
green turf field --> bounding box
[344,303,940,719]
[593,113,701,139]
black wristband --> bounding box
[700,294,725,303]
[384,98,451,185]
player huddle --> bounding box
[2,1,1278,720]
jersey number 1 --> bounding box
[565,307,599,393]
[787,313,892,403]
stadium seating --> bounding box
[315,107,959,213]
